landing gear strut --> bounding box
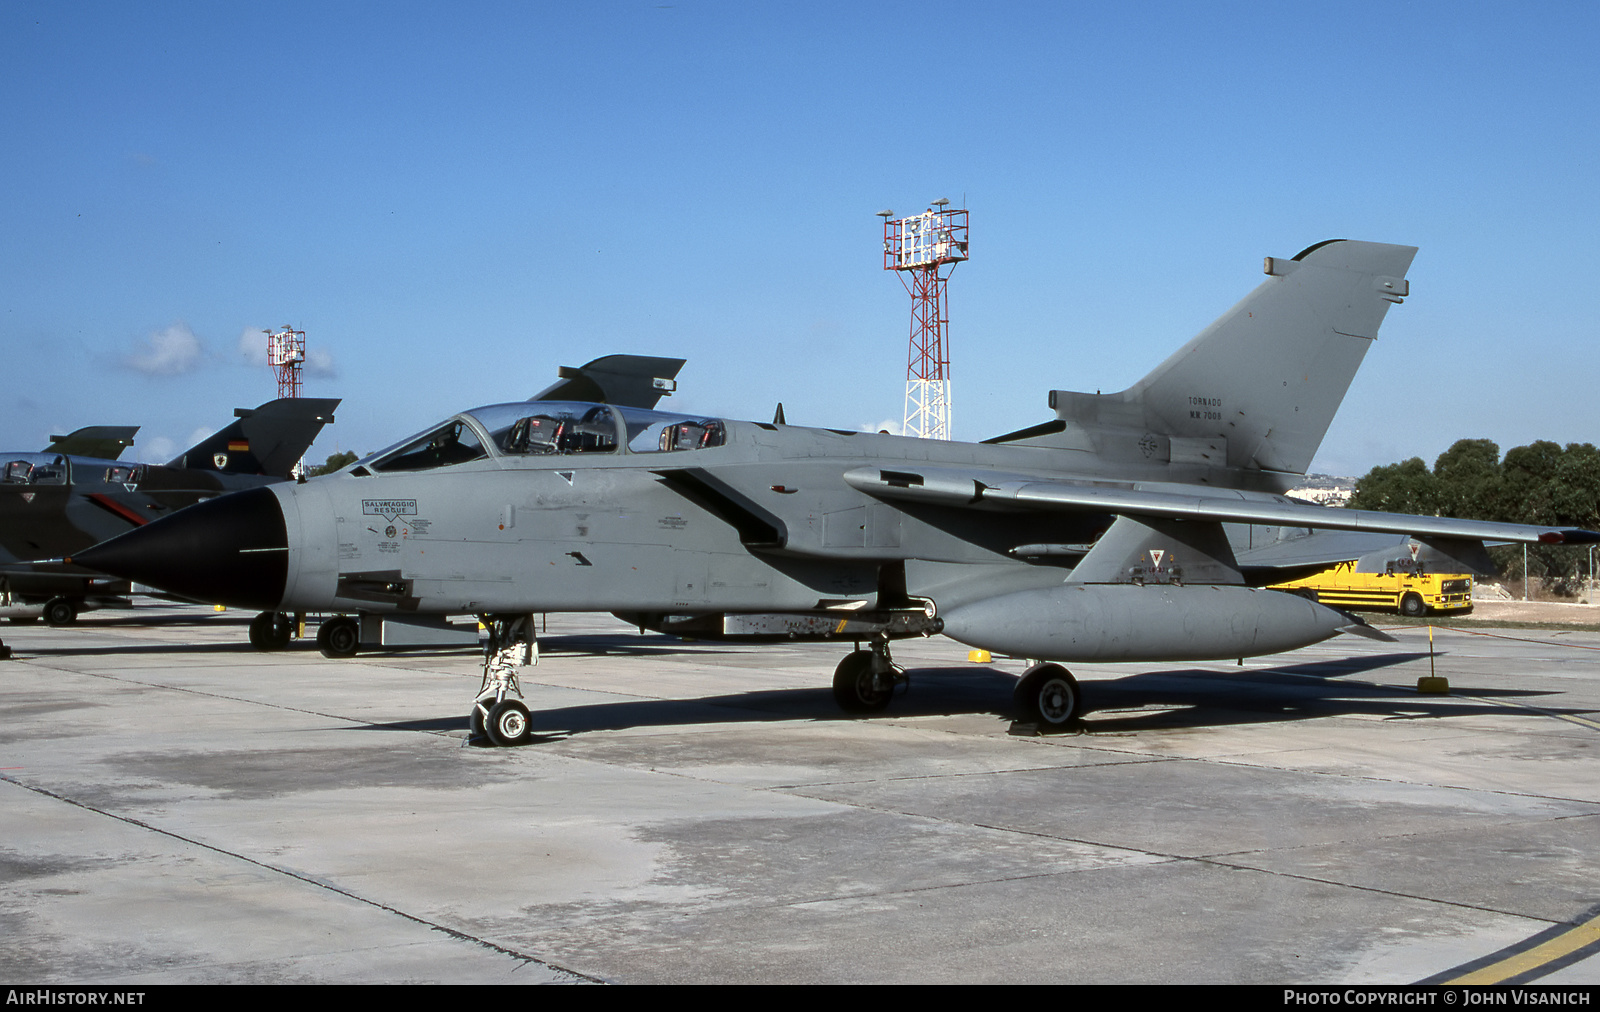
[469,615,537,746]
[832,635,906,713]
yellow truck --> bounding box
[1270,560,1473,617]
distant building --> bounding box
[1287,474,1355,507]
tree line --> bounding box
[1346,439,1600,594]
[306,450,359,476]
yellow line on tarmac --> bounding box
[1428,669,1600,983]
[1446,911,1600,984]
[1552,712,1600,732]
[1459,693,1600,733]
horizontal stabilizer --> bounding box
[1233,529,1410,570]
[1338,621,1396,643]
[1412,537,1497,577]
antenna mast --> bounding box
[880,201,968,439]
[265,326,306,399]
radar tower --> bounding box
[880,201,968,439]
[265,326,306,399]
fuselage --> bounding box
[76,399,1295,619]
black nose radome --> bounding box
[72,487,288,610]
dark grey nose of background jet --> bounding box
[72,486,289,611]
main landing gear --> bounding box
[248,611,296,650]
[832,634,908,713]
[316,615,360,658]
[468,615,537,747]
[829,635,1086,731]
[43,597,79,627]
[1013,662,1083,731]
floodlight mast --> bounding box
[265,326,306,399]
[881,202,968,439]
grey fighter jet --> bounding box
[75,240,1600,744]
[0,397,338,631]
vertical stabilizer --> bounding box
[168,398,340,477]
[45,425,140,460]
[530,355,686,409]
[1033,240,1416,475]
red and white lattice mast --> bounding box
[265,326,306,399]
[880,200,968,439]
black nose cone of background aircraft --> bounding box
[72,487,288,611]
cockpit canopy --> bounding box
[358,401,727,474]
[2,453,69,485]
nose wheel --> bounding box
[468,615,537,746]
[476,698,532,747]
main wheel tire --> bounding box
[248,612,273,650]
[485,699,532,747]
[1014,663,1083,730]
[317,616,360,658]
[1399,593,1427,618]
[249,611,293,650]
[832,650,892,713]
[43,598,77,627]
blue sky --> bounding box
[4,2,1597,476]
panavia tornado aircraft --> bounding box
[0,397,338,629]
[74,239,1600,745]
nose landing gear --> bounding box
[469,615,537,747]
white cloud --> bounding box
[123,323,204,376]
[138,436,177,463]
[237,327,269,367]
[305,347,337,378]
[860,418,904,435]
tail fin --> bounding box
[1020,240,1416,475]
[530,354,686,409]
[45,425,140,460]
[167,398,340,477]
